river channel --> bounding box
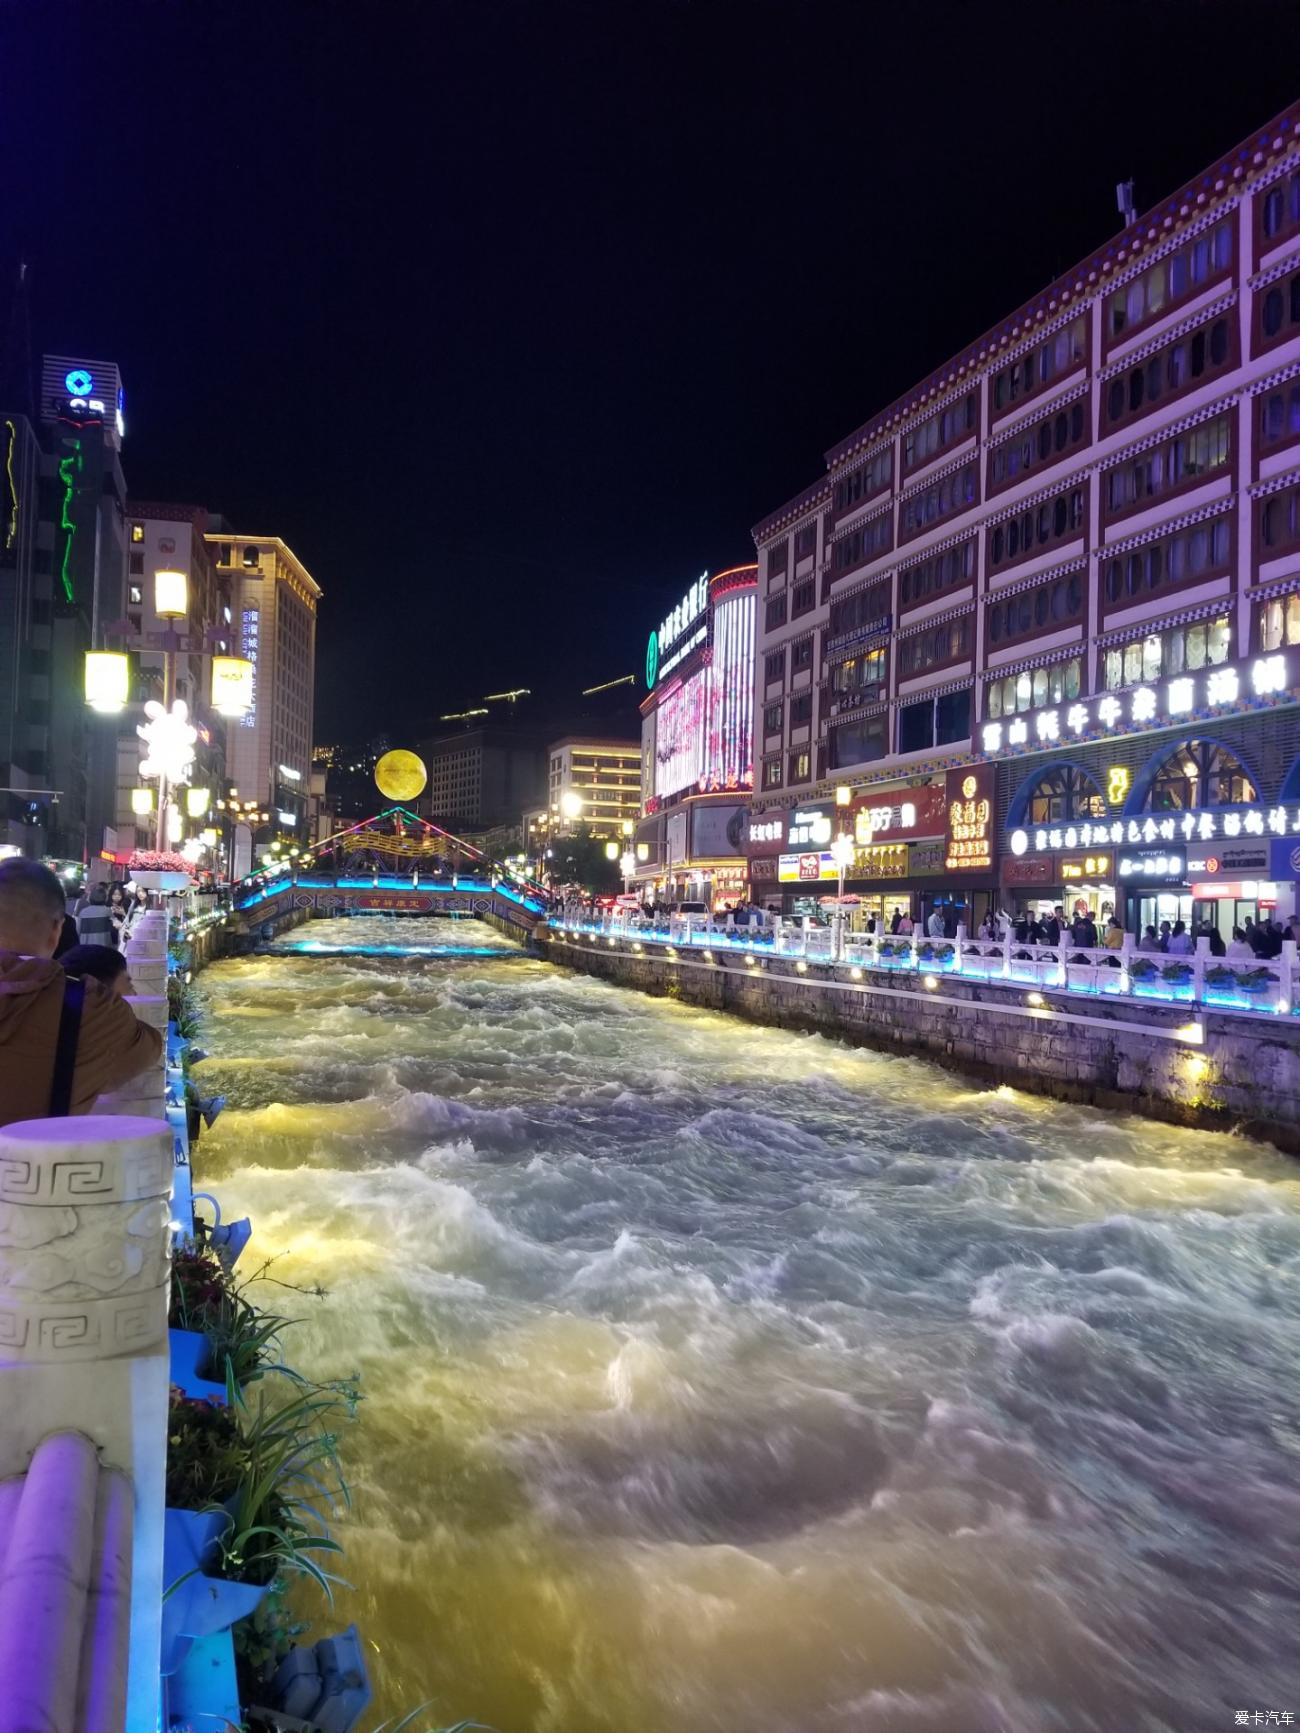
[192,915,1300,1733]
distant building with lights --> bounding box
[0,351,132,860]
[418,723,547,834]
[546,737,641,837]
[206,532,320,859]
[748,101,1300,938]
[635,563,757,906]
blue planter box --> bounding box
[169,1328,227,1403]
[161,1568,269,1677]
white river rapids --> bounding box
[192,916,1300,1733]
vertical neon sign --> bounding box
[57,439,82,604]
[2,421,16,551]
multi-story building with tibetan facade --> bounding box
[750,102,1300,940]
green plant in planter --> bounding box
[876,942,896,958]
[1237,967,1277,993]
[217,1372,359,1594]
[1203,964,1238,987]
[168,973,203,1040]
[233,1574,310,1676]
[171,1246,295,1388]
[1160,961,1193,983]
[166,1389,249,1510]
[1129,959,1159,982]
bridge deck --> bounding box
[230,875,547,934]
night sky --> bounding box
[3,2,1297,740]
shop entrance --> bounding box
[845,891,913,933]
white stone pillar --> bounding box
[0,1113,174,1730]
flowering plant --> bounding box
[127,849,194,875]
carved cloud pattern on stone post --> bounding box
[0,1116,173,1362]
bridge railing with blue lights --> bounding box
[546,911,1300,1019]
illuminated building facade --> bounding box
[0,354,129,859]
[636,564,757,906]
[206,533,320,853]
[750,102,1300,937]
[546,738,641,838]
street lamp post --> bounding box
[830,831,856,962]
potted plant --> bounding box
[1203,964,1238,989]
[1129,958,1159,984]
[1237,967,1277,997]
[1160,960,1194,990]
[128,849,194,894]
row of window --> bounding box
[1259,591,1300,651]
[988,399,1087,493]
[991,317,1087,415]
[896,615,971,678]
[987,571,1084,646]
[831,447,893,515]
[1102,513,1232,606]
[1103,314,1234,433]
[899,539,975,608]
[985,657,1083,720]
[903,392,977,473]
[1106,221,1233,342]
[1103,412,1231,518]
[825,686,974,771]
[1102,614,1231,691]
[832,511,893,573]
[763,638,816,684]
[1260,382,1300,451]
[829,645,888,701]
[901,463,978,541]
[988,484,1086,575]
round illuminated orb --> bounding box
[375,749,427,802]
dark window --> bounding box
[986,483,1086,575]
[1105,219,1233,344]
[763,703,782,734]
[935,688,971,745]
[768,538,789,578]
[765,596,788,631]
[898,700,934,754]
[791,637,814,673]
[903,392,978,472]
[791,579,816,618]
[828,581,890,640]
[764,649,785,683]
[991,317,1087,417]
[1103,314,1235,433]
[901,464,978,541]
[789,692,813,725]
[899,540,975,608]
[242,546,260,567]
[831,447,892,514]
[986,572,1085,647]
[129,551,144,575]
[830,714,888,768]
[1102,513,1232,610]
[793,523,817,560]
[897,615,971,678]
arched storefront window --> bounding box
[1142,739,1257,810]
[1026,765,1106,824]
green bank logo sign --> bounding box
[645,630,659,689]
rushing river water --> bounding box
[193,915,1300,1733]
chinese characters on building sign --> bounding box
[1010,805,1300,857]
[649,572,710,685]
[1059,852,1111,880]
[240,607,260,730]
[979,654,1290,759]
[747,817,782,847]
[788,807,833,848]
[944,767,993,872]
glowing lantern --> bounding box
[186,786,211,819]
[137,699,198,786]
[211,655,254,718]
[85,651,130,714]
[154,568,188,619]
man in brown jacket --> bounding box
[0,858,163,1126]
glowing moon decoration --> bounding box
[375,749,427,802]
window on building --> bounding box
[1259,482,1300,555]
[1103,615,1230,690]
[763,702,783,734]
[986,571,1084,648]
[1258,591,1300,651]
[986,656,1082,719]
[242,546,260,568]
[129,551,144,576]
[987,484,1086,575]
[1144,740,1256,810]
[830,713,888,768]
[903,392,978,473]
[1104,413,1231,518]
[832,447,893,514]
[1262,168,1300,243]
[991,317,1087,415]
[762,757,782,790]
[128,583,143,605]
[789,691,813,725]
[1103,514,1232,609]
[899,539,975,609]
[1027,766,1106,824]
[1259,381,1300,453]
[901,464,978,541]
[794,522,817,561]
[765,595,788,632]
[768,538,789,581]
[791,578,816,618]
[131,524,144,544]
[828,581,890,641]
[764,649,785,683]
[897,615,971,678]
[988,398,1088,493]
[791,636,815,673]
[829,646,887,702]
[1103,313,1235,433]
[832,511,893,573]
[898,699,934,754]
[787,749,811,784]
[935,688,972,744]
[1106,220,1233,342]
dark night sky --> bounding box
[3,1,1298,739]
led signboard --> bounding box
[944,766,994,872]
[647,573,710,688]
[778,851,838,882]
[978,654,1291,760]
[1010,804,1300,858]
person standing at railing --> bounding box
[1072,909,1099,948]
[1226,926,1256,962]
[1103,915,1124,949]
[1166,920,1193,955]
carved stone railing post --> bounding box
[0,1112,174,1730]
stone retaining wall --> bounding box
[537,931,1300,1154]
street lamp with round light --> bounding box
[559,790,584,822]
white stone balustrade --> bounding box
[0,1111,173,1729]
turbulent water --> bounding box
[193,915,1300,1733]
